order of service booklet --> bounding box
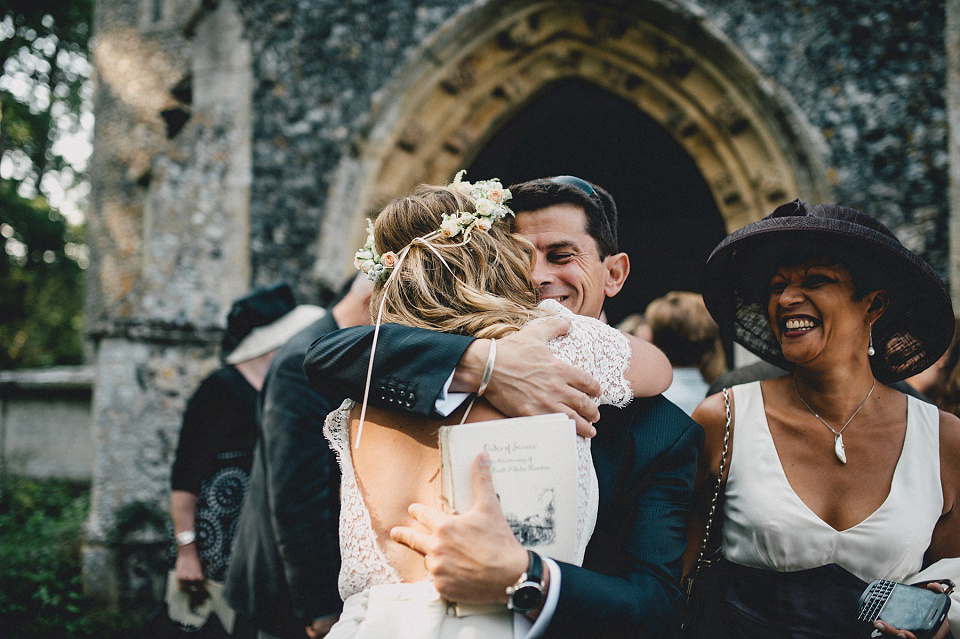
[439,413,578,563]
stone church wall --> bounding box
[702,0,948,269]
[235,0,948,291]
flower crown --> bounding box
[355,170,514,282]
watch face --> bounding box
[512,584,544,611]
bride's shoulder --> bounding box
[534,299,621,341]
[536,298,573,316]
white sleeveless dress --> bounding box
[722,381,960,627]
[323,301,633,639]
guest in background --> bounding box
[615,312,646,338]
[170,283,324,638]
[226,274,373,639]
[908,317,960,416]
[642,291,725,415]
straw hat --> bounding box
[702,199,954,383]
[222,283,325,365]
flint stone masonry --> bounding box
[84,0,957,611]
[699,0,950,274]
[232,0,950,288]
[234,0,466,299]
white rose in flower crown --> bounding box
[486,187,504,204]
[455,181,474,196]
[380,251,398,268]
[474,198,494,215]
[361,259,375,272]
[474,217,493,233]
[440,215,461,238]
[458,212,475,225]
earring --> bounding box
[868,328,876,357]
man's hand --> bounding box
[452,316,602,436]
[390,452,529,604]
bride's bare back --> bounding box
[349,401,507,583]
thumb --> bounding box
[530,315,572,342]
[471,452,503,515]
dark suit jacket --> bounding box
[224,313,343,638]
[304,325,701,639]
[305,323,474,416]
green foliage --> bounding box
[0,474,136,639]
[1,0,92,369]
[0,183,86,368]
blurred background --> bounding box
[1,0,957,634]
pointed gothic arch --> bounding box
[315,0,832,284]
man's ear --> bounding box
[603,252,630,298]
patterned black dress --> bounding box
[171,366,258,582]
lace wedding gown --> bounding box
[323,301,633,639]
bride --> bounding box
[318,175,670,638]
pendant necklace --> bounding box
[791,377,876,464]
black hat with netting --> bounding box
[702,199,954,383]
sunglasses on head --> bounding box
[550,175,597,197]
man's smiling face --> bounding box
[513,203,624,319]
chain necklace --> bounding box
[791,377,876,464]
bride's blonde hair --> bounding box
[371,184,549,339]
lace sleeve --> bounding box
[322,398,354,460]
[537,300,633,407]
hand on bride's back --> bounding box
[390,453,531,605]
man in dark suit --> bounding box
[224,276,372,639]
[304,177,701,637]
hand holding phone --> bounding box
[858,579,951,639]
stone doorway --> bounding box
[316,0,833,295]
[467,77,726,325]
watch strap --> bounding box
[525,549,543,584]
[506,550,545,612]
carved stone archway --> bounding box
[315,0,832,285]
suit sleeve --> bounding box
[545,404,703,638]
[304,324,475,417]
[261,345,343,621]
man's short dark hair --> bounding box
[508,177,619,258]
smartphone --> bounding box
[858,579,951,639]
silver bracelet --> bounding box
[477,338,496,397]
[175,529,197,548]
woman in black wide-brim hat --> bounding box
[685,200,960,638]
